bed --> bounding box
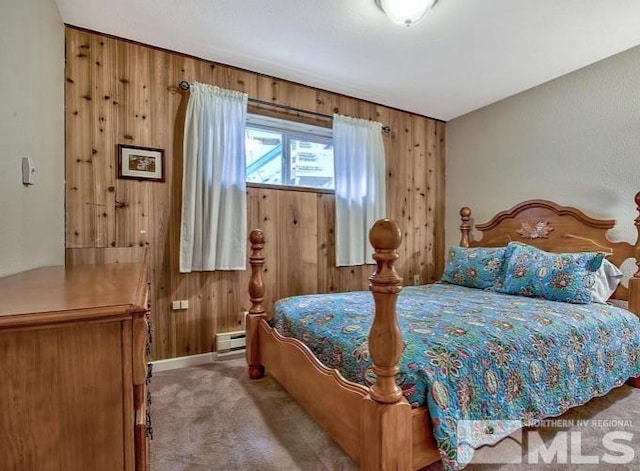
[244,196,640,470]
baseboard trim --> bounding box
[151,352,216,372]
[151,350,246,372]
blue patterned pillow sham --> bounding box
[441,246,507,290]
[498,242,605,304]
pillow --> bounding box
[441,246,507,290]
[498,242,605,304]
[590,259,623,304]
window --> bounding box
[245,114,334,191]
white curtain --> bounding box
[333,114,386,266]
[180,82,248,272]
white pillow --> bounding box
[591,259,623,303]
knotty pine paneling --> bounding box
[65,27,446,360]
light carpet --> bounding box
[150,357,640,470]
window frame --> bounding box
[245,113,335,193]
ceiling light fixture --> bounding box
[376,0,437,27]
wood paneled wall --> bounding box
[64,27,445,360]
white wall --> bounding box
[0,0,65,276]
[446,45,640,251]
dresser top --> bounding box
[0,263,147,328]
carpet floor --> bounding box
[149,357,640,470]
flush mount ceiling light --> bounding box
[375,0,437,27]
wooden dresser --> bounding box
[0,262,151,471]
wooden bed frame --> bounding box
[245,195,640,470]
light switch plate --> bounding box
[22,157,36,185]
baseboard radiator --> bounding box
[215,330,246,357]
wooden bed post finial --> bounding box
[247,229,266,379]
[368,219,404,404]
[460,206,472,248]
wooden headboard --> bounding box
[458,196,640,303]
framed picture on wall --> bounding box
[117,144,165,182]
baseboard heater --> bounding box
[215,330,246,357]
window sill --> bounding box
[246,182,334,195]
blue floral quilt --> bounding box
[271,283,640,470]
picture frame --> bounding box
[117,144,165,182]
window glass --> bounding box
[290,138,334,189]
[245,114,334,191]
[246,128,283,185]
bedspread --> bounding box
[272,283,640,470]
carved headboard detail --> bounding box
[516,220,554,239]
[459,198,640,301]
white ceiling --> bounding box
[55,0,640,121]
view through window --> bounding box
[245,114,334,190]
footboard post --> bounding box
[362,219,412,470]
[246,229,266,379]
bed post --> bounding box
[361,219,412,470]
[246,229,266,379]
[628,192,640,317]
[627,193,640,388]
[460,206,472,248]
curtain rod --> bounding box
[178,81,391,133]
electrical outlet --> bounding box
[172,300,189,310]
[413,274,420,286]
